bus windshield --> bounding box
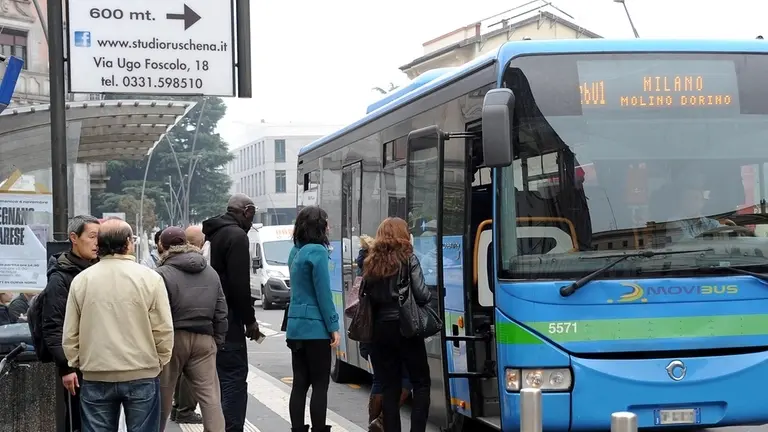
[499,52,768,280]
[262,240,293,266]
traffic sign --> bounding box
[66,0,236,96]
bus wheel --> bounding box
[330,351,355,384]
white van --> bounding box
[248,224,293,309]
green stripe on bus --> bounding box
[332,292,343,308]
[520,314,768,343]
[496,322,545,344]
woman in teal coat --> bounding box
[286,205,341,432]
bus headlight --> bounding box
[504,368,572,392]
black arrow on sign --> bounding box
[166,4,201,30]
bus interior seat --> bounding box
[515,189,578,254]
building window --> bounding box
[0,28,27,69]
[275,139,286,163]
[275,170,286,193]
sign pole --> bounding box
[235,0,252,98]
[48,0,69,241]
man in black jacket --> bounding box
[202,193,259,432]
[42,214,100,432]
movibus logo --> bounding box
[607,282,739,303]
[607,283,647,303]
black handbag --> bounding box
[280,306,289,332]
[397,263,442,339]
[347,279,374,343]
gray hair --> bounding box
[67,215,100,238]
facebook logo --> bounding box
[73,31,91,48]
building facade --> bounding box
[227,123,342,225]
[399,5,601,79]
[0,0,105,216]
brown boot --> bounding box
[399,388,410,406]
[368,393,384,431]
[369,418,384,432]
[368,394,383,423]
[371,389,410,431]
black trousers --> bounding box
[172,375,197,415]
[217,340,249,432]
[287,339,331,428]
[370,320,431,432]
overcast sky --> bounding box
[216,0,768,147]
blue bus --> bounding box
[296,38,768,431]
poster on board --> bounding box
[0,193,52,292]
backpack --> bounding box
[27,289,54,363]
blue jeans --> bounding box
[217,341,249,431]
[80,377,160,432]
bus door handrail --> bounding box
[472,217,579,285]
[473,219,493,284]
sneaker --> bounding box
[170,409,178,422]
[175,412,203,424]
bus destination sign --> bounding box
[576,59,739,111]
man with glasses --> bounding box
[202,194,260,431]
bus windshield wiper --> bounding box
[559,248,714,297]
[655,262,768,283]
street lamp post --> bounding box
[614,0,640,38]
[137,97,207,235]
[183,98,208,226]
[167,176,183,222]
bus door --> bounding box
[341,161,363,369]
[406,126,452,427]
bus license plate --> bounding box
[654,408,700,425]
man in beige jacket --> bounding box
[63,219,174,432]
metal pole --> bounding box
[520,388,542,432]
[165,135,186,208]
[611,412,638,432]
[265,193,279,225]
[184,155,201,223]
[31,0,48,43]
[235,0,252,98]
[138,148,155,240]
[621,1,640,38]
[162,197,173,224]
[167,176,176,224]
[184,98,207,226]
[48,0,68,240]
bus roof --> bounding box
[299,38,768,158]
[365,67,456,114]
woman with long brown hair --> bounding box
[363,217,431,432]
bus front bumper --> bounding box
[500,350,768,431]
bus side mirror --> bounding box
[481,88,515,168]
[252,256,262,270]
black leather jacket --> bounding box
[366,254,430,322]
